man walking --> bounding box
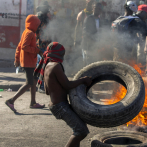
[112,1,138,64]
[5,14,45,112]
[82,2,103,66]
[112,2,147,70]
[36,1,52,93]
[74,0,94,48]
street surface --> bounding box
[0,91,117,147]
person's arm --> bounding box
[74,21,80,46]
[74,12,83,46]
[144,36,147,54]
[14,42,21,67]
[21,31,40,54]
[54,64,92,90]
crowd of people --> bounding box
[5,0,147,146]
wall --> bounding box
[0,0,144,61]
[0,0,34,60]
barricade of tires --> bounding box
[91,131,147,147]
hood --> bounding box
[43,42,65,63]
[25,14,41,32]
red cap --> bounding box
[138,4,147,13]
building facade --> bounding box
[0,0,146,61]
[0,0,34,60]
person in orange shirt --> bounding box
[5,14,45,113]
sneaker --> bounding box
[38,88,45,94]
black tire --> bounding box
[91,131,147,147]
[69,61,145,128]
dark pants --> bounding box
[22,67,37,86]
[49,101,89,136]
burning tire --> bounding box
[91,131,147,147]
[69,61,145,128]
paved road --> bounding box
[1,67,142,146]
[0,68,25,91]
[0,91,117,147]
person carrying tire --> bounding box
[34,42,92,147]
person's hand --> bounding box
[74,42,76,48]
[39,50,43,57]
[81,76,92,86]
[14,61,20,67]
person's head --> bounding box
[124,1,138,15]
[136,4,147,21]
[86,0,95,11]
[25,14,41,33]
[36,1,50,14]
[43,1,49,6]
[45,42,65,63]
[93,2,103,17]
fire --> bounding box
[104,86,127,105]
[126,81,147,127]
[104,63,147,127]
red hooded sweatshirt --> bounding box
[15,14,41,68]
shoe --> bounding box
[38,88,45,94]
[5,100,17,113]
[30,103,45,109]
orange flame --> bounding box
[104,63,147,127]
[104,86,127,105]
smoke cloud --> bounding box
[42,18,117,76]
[40,0,145,77]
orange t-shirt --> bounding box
[15,14,41,68]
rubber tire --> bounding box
[69,61,145,128]
[91,131,147,147]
